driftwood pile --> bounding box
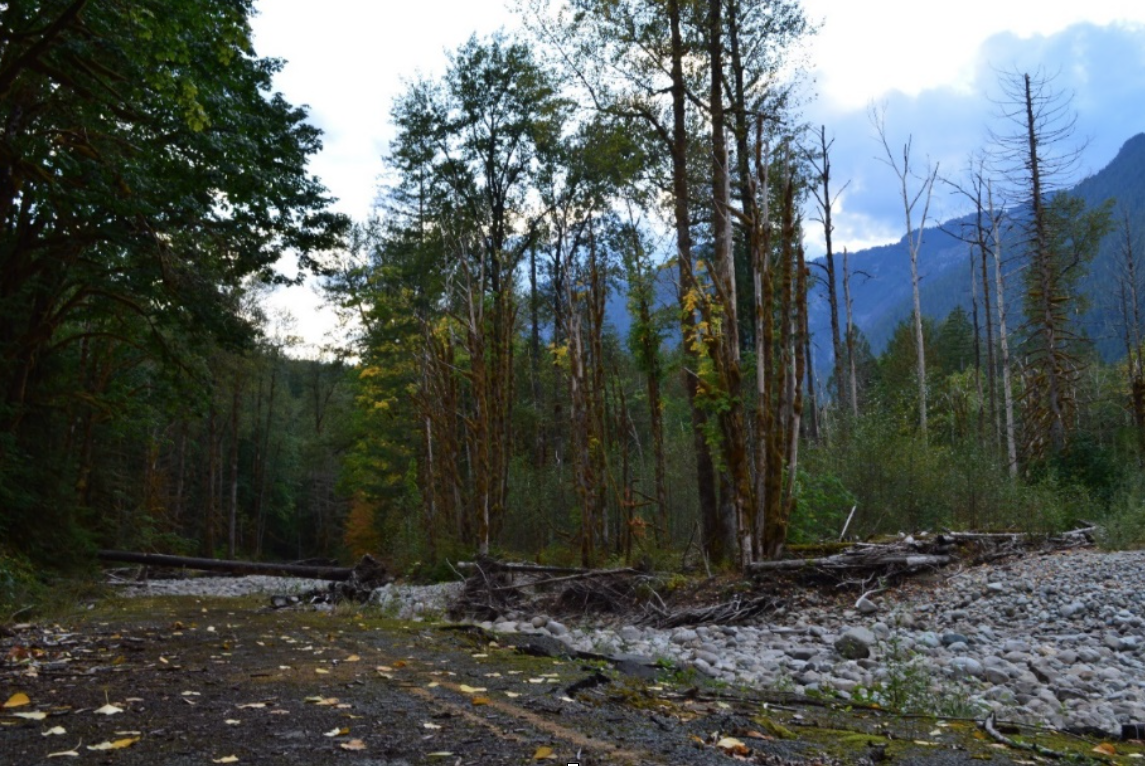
[746,526,1096,584]
[452,557,783,628]
[450,558,652,621]
[270,554,392,607]
[453,528,1096,628]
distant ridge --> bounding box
[808,131,1145,368]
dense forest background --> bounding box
[3,0,1145,606]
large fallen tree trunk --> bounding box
[98,550,352,581]
[747,552,953,574]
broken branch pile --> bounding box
[746,526,1096,583]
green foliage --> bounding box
[852,636,986,718]
[0,548,46,620]
[0,0,348,566]
[788,470,856,543]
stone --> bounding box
[835,627,877,660]
[951,656,984,678]
[918,631,941,649]
[857,597,879,614]
[1060,601,1087,619]
[545,619,568,637]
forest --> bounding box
[2,0,1144,609]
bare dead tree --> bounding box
[872,104,939,440]
[807,125,850,415]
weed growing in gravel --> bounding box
[852,636,986,718]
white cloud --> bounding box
[801,0,1145,110]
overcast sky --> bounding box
[249,1,1145,351]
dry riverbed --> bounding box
[3,589,1143,765]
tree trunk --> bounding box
[844,248,859,417]
[668,0,719,562]
[227,367,242,559]
[989,182,1018,477]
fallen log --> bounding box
[746,552,952,574]
[97,550,352,581]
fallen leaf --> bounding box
[533,745,555,759]
[212,757,239,764]
[426,753,454,758]
[393,660,407,668]
[93,704,124,716]
[237,702,267,709]
[504,691,521,698]
[913,740,938,746]
[742,730,772,741]
[345,655,360,662]
[471,696,491,706]
[46,745,80,758]
[42,726,67,736]
[423,722,441,730]
[87,736,139,751]
[225,719,241,725]
[3,693,30,708]
[457,685,486,694]
[303,697,339,706]
[340,739,366,751]
[315,668,330,675]
[716,736,747,751]
[13,711,47,721]
[1093,743,1117,756]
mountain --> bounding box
[810,132,1145,370]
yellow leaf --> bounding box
[471,696,491,706]
[87,736,139,751]
[225,719,240,725]
[238,702,267,709]
[505,691,521,698]
[533,745,555,759]
[3,693,30,708]
[42,726,67,736]
[93,703,123,715]
[315,668,330,675]
[323,726,349,737]
[457,685,486,694]
[303,697,338,706]
[1093,743,1117,755]
[13,711,47,721]
[340,739,367,751]
[393,660,407,668]
[212,757,239,764]
[345,655,360,662]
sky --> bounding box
[249,0,1145,352]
